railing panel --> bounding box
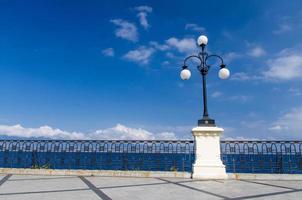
[221,141,302,174]
[0,140,195,172]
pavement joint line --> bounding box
[79,176,112,200]
[239,179,297,190]
[0,188,89,196]
[8,176,78,182]
[213,180,224,183]
[98,180,203,189]
[230,188,302,200]
[98,181,168,190]
[157,178,231,199]
[0,174,12,186]
[95,179,204,190]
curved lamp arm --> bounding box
[183,55,202,67]
[205,54,225,69]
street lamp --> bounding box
[180,35,230,127]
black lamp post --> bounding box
[180,35,230,127]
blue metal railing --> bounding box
[221,140,302,174]
[0,140,301,174]
[0,140,195,172]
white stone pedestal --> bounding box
[192,126,228,179]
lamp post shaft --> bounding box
[202,73,209,118]
[200,45,209,118]
[197,46,215,126]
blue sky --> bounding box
[0,0,302,140]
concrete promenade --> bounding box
[0,174,301,200]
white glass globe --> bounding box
[197,35,208,46]
[218,68,230,79]
[180,69,191,80]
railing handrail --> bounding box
[221,140,302,143]
[0,139,301,142]
[0,139,194,143]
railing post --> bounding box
[191,126,228,179]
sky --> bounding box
[0,0,302,140]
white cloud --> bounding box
[222,136,260,141]
[269,107,302,137]
[223,52,242,63]
[147,37,199,61]
[0,124,85,140]
[231,72,250,81]
[161,61,170,66]
[165,52,176,59]
[162,61,169,65]
[209,90,252,103]
[149,41,170,51]
[248,46,266,57]
[134,6,152,29]
[273,24,292,34]
[0,124,178,140]
[185,23,205,32]
[102,48,114,57]
[231,72,262,81]
[123,46,155,65]
[227,95,253,103]
[228,120,277,140]
[263,53,302,80]
[166,37,198,54]
[268,125,282,131]
[232,47,302,81]
[92,124,155,140]
[134,5,152,13]
[288,87,302,96]
[211,91,223,98]
[156,132,177,140]
[110,19,138,42]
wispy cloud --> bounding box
[263,48,302,80]
[273,24,292,35]
[140,36,200,65]
[210,91,252,103]
[0,124,178,140]
[123,46,155,65]
[211,91,223,98]
[102,48,114,57]
[185,23,205,32]
[134,5,152,29]
[288,87,302,96]
[248,46,266,57]
[232,46,302,81]
[166,37,198,54]
[222,121,272,140]
[165,52,176,59]
[110,19,138,42]
[161,61,170,66]
[223,52,242,63]
[149,41,170,51]
[269,107,302,137]
[227,95,253,103]
[231,72,262,81]
[0,124,85,140]
[222,136,260,141]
